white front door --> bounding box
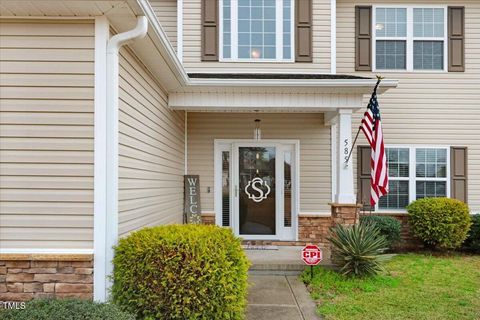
[214,140,298,241]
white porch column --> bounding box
[335,109,356,204]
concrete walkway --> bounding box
[246,275,320,320]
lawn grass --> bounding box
[302,253,480,320]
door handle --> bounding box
[235,185,239,197]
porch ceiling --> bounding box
[169,88,365,112]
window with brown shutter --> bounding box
[216,1,295,61]
[448,6,465,72]
[370,6,463,72]
[451,147,468,203]
[355,6,372,71]
[201,0,218,61]
[357,146,469,212]
[295,0,312,62]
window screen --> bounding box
[221,0,293,61]
[413,41,444,70]
[413,8,445,70]
[376,8,407,37]
[238,0,277,59]
[282,0,292,59]
[413,8,444,37]
[379,148,409,210]
[415,148,448,199]
[223,0,232,58]
[375,8,407,70]
[376,40,406,70]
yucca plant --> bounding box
[328,222,395,277]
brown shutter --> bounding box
[451,147,468,203]
[357,146,373,210]
[355,6,372,71]
[201,0,218,61]
[295,0,312,62]
[448,7,465,72]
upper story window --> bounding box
[374,6,447,71]
[378,146,449,211]
[220,0,294,61]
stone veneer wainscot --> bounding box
[0,254,93,302]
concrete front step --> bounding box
[245,245,332,275]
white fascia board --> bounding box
[187,78,398,91]
[134,0,189,84]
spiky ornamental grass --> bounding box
[328,223,395,277]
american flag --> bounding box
[360,80,389,206]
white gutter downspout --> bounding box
[105,16,148,298]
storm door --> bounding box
[215,140,297,241]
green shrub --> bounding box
[112,224,250,320]
[0,298,134,320]
[463,214,480,253]
[328,223,394,277]
[407,198,471,249]
[360,215,402,248]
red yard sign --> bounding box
[302,245,322,266]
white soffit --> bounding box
[169,91,365,112]
[0,1,124,17]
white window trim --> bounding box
[219,0,295,62]
[376,145,451,213]
[372,5,448,73]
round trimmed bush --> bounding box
[463,214,480,253]
[0,298,134,320]
[360,215,402,248]
[407,197,471,249]
[112,224,250,320]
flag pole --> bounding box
[344,75,383,165]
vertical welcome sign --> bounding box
[184,175,201,224]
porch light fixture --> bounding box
[254,119,261,140]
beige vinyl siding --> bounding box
[118,47,185,237]
[337,1,480,211]
[187,112,331,214]
[151,0,178,51]
[182,0,331,73]
[0,20,94,250]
